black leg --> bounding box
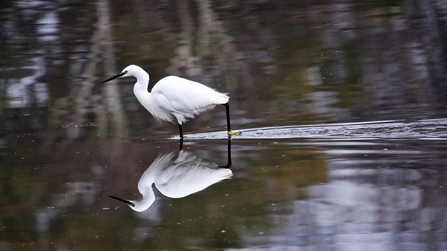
[178,123,183,138]
[224,103,231,132]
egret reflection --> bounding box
[108,149,233,212]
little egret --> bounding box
[108,150,233,212]
[102,65,240,138]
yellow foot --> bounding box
[228,130,241,137]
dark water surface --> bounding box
[2,0,447,250]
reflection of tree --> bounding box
[244,151,447,249]
[309,1,447,120]
[168,0,253,90]
[167,0,256,129]
[44,0,128,144]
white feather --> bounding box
[152,76,229,124]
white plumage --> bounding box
[142,75,229,124]
[103,65,238,138]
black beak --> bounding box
[102,71,126,83]
[108,195,135,207]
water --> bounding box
[2,0,447,250]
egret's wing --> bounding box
[152,76,229,115]
[155,162,232,198]
[137,152,175,193]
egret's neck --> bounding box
[132,73,173,123]
[131,186,155,212]
[134,71,150,93]
[133,72,153,112]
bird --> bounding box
[108,150,233,212]
[102,65,240,138]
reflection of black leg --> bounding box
[178,123,183,138]
[179,137,183,151]
[220,139,232,168]
[227,139,232,168]
[224,103,231,132]
[178,124,184,150]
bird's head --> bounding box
[102,65,146,83]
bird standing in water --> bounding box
[103,65,239,138]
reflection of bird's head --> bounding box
[107,195,154,212]
[108,195,135,207]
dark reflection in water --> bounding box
[108,150,232,212]
[2,0,447,250]
[241,140,447,250]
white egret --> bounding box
[108,150,233,212]
[102,65,240,138]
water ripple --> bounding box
[187,118,447,140]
